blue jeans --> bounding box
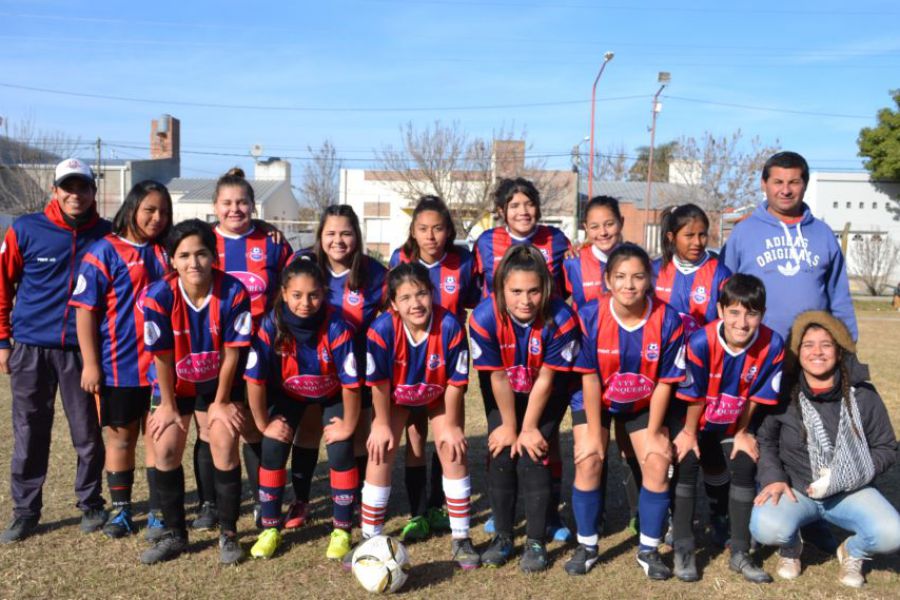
[750,485,900,559]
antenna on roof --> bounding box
[250,144,263,159]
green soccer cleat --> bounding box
[250,527,282,559]
[326,528,352,560]
[400,515,430,542]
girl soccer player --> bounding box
[388,196,479,541]
[357,262,480,569]
[245,259,361,561]
[670,274,782,583]
[141,219,253,565]
[71,180,171,538]
[562,195,624,309]
[192,168,293,532]
[567,243,685,579]
[469,245,579,573]
[285,205,386,528]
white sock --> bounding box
[442,475,471,540]
[361,482,391,538]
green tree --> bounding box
[628,141,679,182]
[858,90,900,180]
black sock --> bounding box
[242,442,262,502]
[194,440,215,506]
[427,450,445,509]
[672,483,697,549]
[405,465,428,518]
[704,476,730,519]
[522,457,551,543]
[214,467,242,535]
[291,446,318,503]
[729,485,755,553]
[146,467,160,513]
[156,466,187,537]
[108,469,134,510]
[489,452,517,537]
[546,458,563,523]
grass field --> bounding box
[1,313,898,599]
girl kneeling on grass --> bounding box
[469,245,579,573]
[354,262,480,570]
[246,258,361,561]
[142,219,253,565]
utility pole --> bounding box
[95,137,103,217]
[588,51,615,199]
[644,72,670,248]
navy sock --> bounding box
[330,467,358,530]
[638,487,670,552]
[571,486,602,547]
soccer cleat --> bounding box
[836,540,865,588]
[710,514,730,548]
[219,533,243,565]
[80,508,109,533]
[483,515,496,535]
[102,508,135,539]
[729,550,772,584]
[0,515,39,544]
[326,528,352,560]
[400,516,430,542]
[636,549,672,580]
[546,514,573,543]
[250,527,282,559]
[426,506,451,532]
[145,511,166,542]
[140,531,187,565]
[564,543,599,576]
[451,537,481,570]
[519,539,549,573]
[481,534,514,568]
[673,547,699,582]
[191,502,218,531]
[283,501,309,529]
[627,514,641,536]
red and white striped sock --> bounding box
[442,476,471,539]
[360,482,391,538]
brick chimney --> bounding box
[492,140,526,179]
[150,114,180,160]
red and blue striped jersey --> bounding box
[215,226,292,326]
[388,246,480,317]
[143,270,252,398]
[676,320,784,434]
[366,306,468,407]
[652,253,731,338]
[245,308,360,401]
[69,235,169,387]
[563,244,615,310]
[474,225,571,299]
[469,296,579,394]
[575,296,686,414]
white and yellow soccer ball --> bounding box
[351,535,411,594]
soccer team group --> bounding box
[1,150,898,589]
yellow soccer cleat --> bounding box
[250,527,282,559]
[326,528,352,560]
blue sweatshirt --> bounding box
[720,201,857,341]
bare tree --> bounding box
[298,139,341,213]
[671,130,780,212]
[375,121,572,238]
[591,143,631,182]
[850,232,900,295]
[0,118,82,215]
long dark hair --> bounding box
[272,257,327,352]
[659,203,709,265]
[493,244,552,323]
[113,180,172,241]
[400,195,457,261]
[313,204,367,291]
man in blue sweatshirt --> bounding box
[0,158,111,543]
[720,151,857,341]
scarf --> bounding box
[281,305,325,346]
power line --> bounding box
[662,96,871,119]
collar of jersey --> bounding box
[673,250,710,275]
[609,295,651,333]
[507,312,536,329]
[590,244,609,263]
[717,320,758,357]
[215,225,256,240]
[114,234,148,248]
[403,314,434,347]
[506,226,537,242]
[328,266,350,279]
[178,278,213,312]
[418,253,447,269]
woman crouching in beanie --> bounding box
[750,311,900,588]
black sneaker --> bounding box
[481,534,514,568]
[564,543,599,575]
[80,508,109,533]
[673,547,699,582]
[451,537,481,570]
[140,531,187,565]
[636,549,672,580]
[219,533,244,565]
[102,508,135,539]
[191,502,218,531]
[0,515,39,544]
[729,550,772,584]
[519,539,549,573]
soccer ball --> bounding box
[351,535,411,594]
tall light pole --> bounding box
[571,136,590,239]
[588,51,615,199]
[644,71,670,248]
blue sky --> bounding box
[1,0,898,185]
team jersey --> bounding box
[69,235,169,387]
[474,225,571,298]
[574,296,686,414]
[143,270,252,398]
[245,308,360,401]
[469,296,579,394]
[388,246,480,317]
[366,306,469,407]
[675,320,784,434]
[563,244,615,310]
[652,252,731,337]
[215,226,292,325]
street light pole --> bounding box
[571,136,589,240]
[644,71,670,248]
[588,51,615,199]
